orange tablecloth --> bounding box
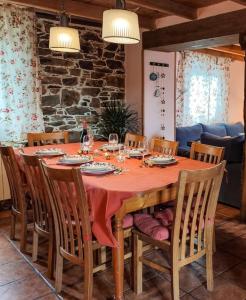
[16,142,212,247]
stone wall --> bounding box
[36,15,125,136]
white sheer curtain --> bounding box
[0,4,44,142]
[176,51,231,127]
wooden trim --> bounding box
[194,48,244,62]
[3,0,155,29]
[127,0,197,20]
[142,9,246,51]
[239,33,246,222]
[231,0,246,4]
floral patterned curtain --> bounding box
[176,51,231,127]
[0,4,44,142]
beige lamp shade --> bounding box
[49,26,80,53]
[102,9,140,44]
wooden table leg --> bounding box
[113,218,125,300]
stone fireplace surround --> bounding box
[37,13,125,139]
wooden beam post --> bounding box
[127,0,197,20]
[142,9,246,51]
[239,33,246,222]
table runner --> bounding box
[15,142,212,247]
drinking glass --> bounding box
[108,133,119,155]
[141,138,149,166]
[82,135,92,154]
[117,146,128,172]
[109,133,118,145]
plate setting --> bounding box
[145,155,177,166]
[34,148,65,157]
[127,148,150,158]
[100,143,124,152]
[80,162,117,175]
[58,155,93,165]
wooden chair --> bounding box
[190,142,224,164]
[40,162,103,298]
[190,142,225,253]
[133,161,226,300]
[27,131,69,147]
[21,154,54,278]
[124,133,145,148]
[0,147,32,252]
[150,138,179,155]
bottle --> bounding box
[80,120,88,144]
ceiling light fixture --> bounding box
[102,0,140,45]
[49,2,80,53]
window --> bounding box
[176,51,231,127]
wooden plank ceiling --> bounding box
[7,0,246,29]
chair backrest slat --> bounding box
[150,138,179,155]
[190,142,224,165]
[40,163,92,263]
[125,133,145,148]
[0,147,26,213]
[21,154,52,234]
[172,161,226,263]
[27,131,69,147]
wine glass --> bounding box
[116,145,128,172]
[141,137,149,166]
[108,133,119,155]
[82,135,92,154]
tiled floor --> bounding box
[0,204,246,299]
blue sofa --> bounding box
[176,122,244,156]
[176,122,244,208]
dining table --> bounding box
[15,141,213,300]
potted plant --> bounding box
[98,101,139,142]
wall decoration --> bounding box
[149,61,169,137]
[144,51,175,141]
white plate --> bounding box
[81,162,116,175]
[128,149,149,157]
[58,155,92,165]
[147,156,177,165]
[101,144,123,151]
[35,148,65,156]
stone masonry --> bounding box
[37,15,125,136]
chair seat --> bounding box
[134,213,170,241]
[134,207,212,241]
[123,214,133,229]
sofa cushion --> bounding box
[224,122,244,137]
[176,124,203,147]
[201,124,227,137]
[200,132,243,163]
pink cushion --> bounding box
[134,213,169,241]
[155,208,174,226]
[123,214,134,229]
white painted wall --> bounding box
[228,60,244,123]
[125,34,143,133]
[143,50,176,140]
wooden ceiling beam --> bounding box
[4,0,155,29]
[127,0,197,20]
[143,9,246,51]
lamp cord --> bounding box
[60,0,65,13]
[116,0,126,9]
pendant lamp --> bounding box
[49,9,80,53]
[102,0,140,45]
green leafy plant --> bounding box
[98,101,139,142]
